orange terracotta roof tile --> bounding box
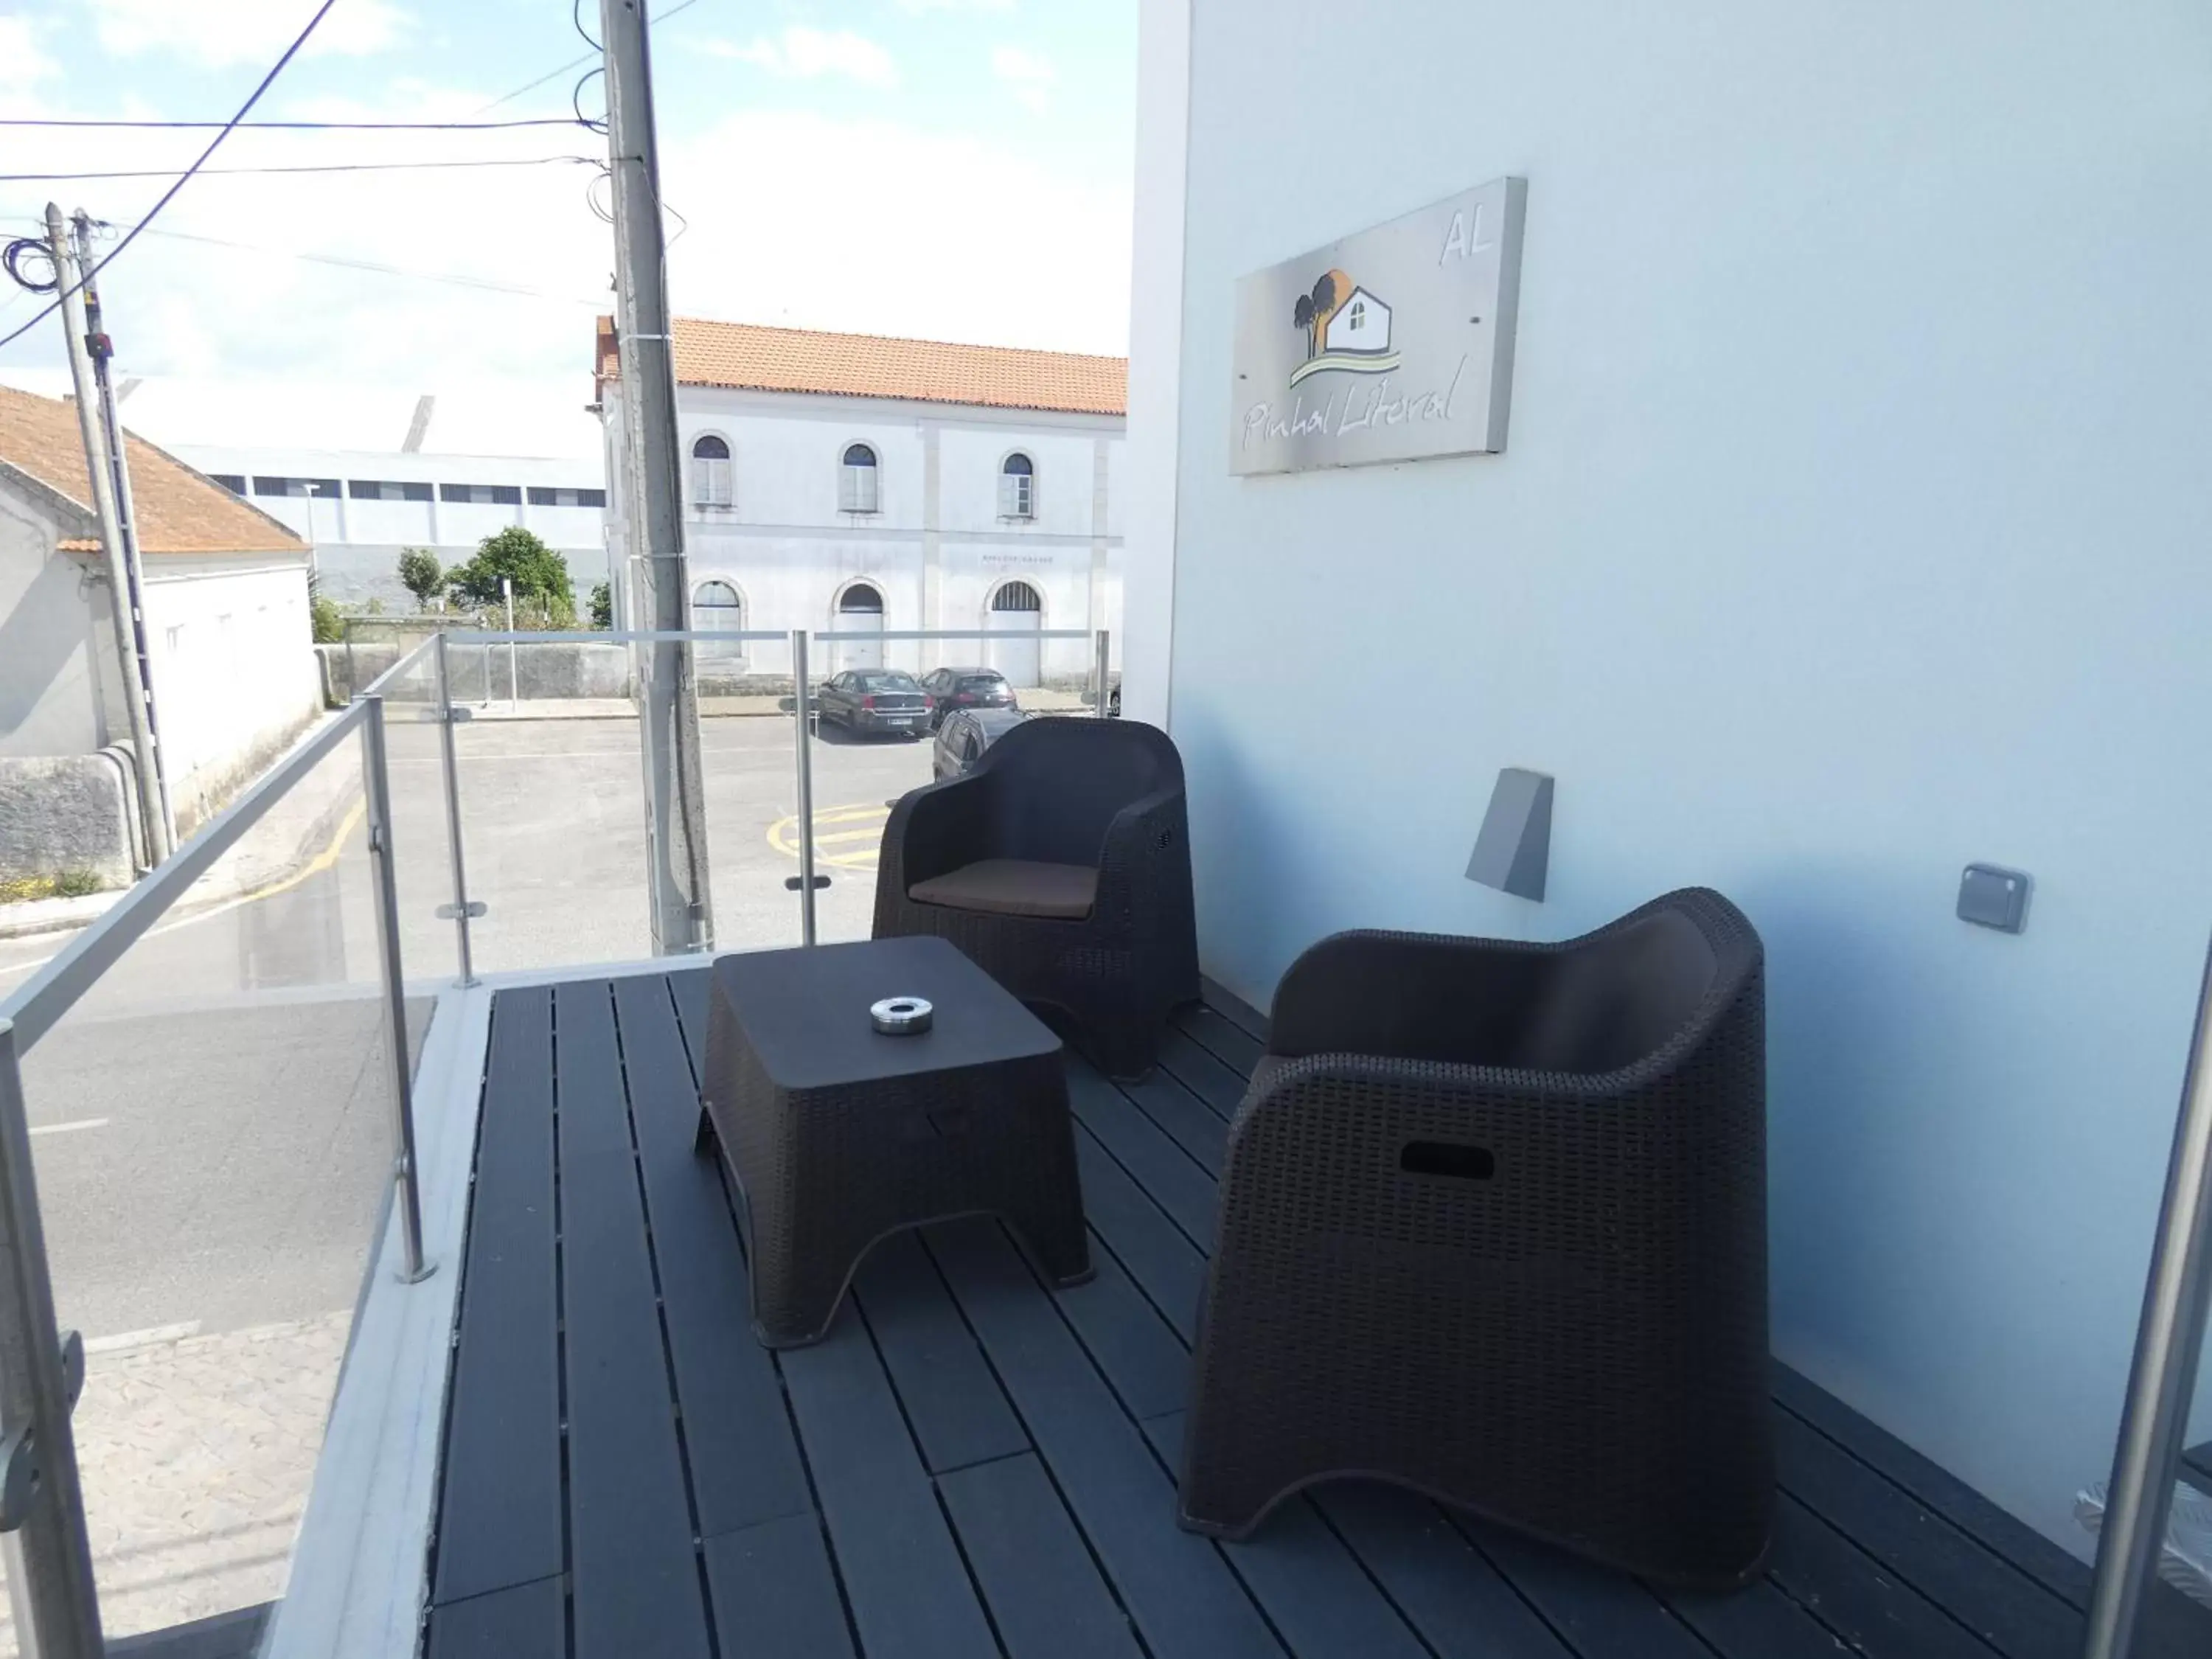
[596,316,1125,416]
[0,383,306,557]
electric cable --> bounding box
[0,0,341,352]
[0,156,597,184]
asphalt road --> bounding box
[0,712,938,1349]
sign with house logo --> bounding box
[1230,176,1526,475]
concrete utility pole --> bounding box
[599,0,713,953]
[71,210,176,860]
[46,204,169,869]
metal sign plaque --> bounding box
[1229,176,1526,476]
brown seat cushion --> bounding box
[909,858,1099,920]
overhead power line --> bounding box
[0,116,583,131]
[128,223,606,307]
[0,156,597,184]
[475,0,709,113]
[0,0,340,353]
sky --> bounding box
[0,0,1137,456]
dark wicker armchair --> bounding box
[872,717,1198,1079]
[1178,888,1772,1589]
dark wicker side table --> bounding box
[697,936,1091,1349]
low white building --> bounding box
[595,319,1125,684]
[0,385,320,870]
[164,443,608,612]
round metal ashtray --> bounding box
[869,995,934,1036]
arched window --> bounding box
[990,580,1043,613]
[998,451,1035,519]
[1347,299,1367,332]
[838,582,885,614]
[690,434,733,510]
[694,579,742,630]
[838,442,880,513]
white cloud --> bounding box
[0,17,58,88]
[896,0,1014,11]
[88,0,408,68]
[990,46,1055,114]
[661,108,1129,356]
[0,95,1129,448]
[704,27,898,88]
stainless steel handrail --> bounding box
[814,628,1093,641]
[0,703,374,1048]
[2082,936,2212,1659]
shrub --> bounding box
[589,580,613,630]
[445,527,577,627]
[398,548,444,611]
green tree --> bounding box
[397,548,443,611]
[307,568,344,643]
[588,580,613,630]
[445,526,576,627]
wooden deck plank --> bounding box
[852,1228,1030,1475]
[1473,1529,1717,1659]
[1662,1579,1851,1658]
[1114,1068,1229,1175]
[613,973,814,1537]
[1068,1067,1220,1248]
[1045,1233,1192,1421]
[1172,1004,1266,1078]
[939,1453,1148,1659]
[1155,1026,1252,1121]
[667,965,711,1054]
[554,981,713,1659]
[1769,1366,2093,1610]
[1133,1413,1432,1659]
[423,1575,566,1659]
[776,1307,1002,1659]
[1315,1484,1576,1659]
[1072,1127,1205,1343]
[1773,1406,2070,1659]
[432,989,565,1606]
[702,1514,859,1659]
[925,1217,1287,1659]
[1198,977,1272,1043]
[1764,1494,1999,1659]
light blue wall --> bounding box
[1167,0,2212,1552]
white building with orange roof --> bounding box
[0,384,322,878]
[594,318,1124,684]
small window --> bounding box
[1348,299,1366,331]
[253,476,339,498]
[839,443,879,513]
[578,487,606,507]
[528,485,609,508]
[439,483,521,505]
[998,452,1034,519]
[991,580,1043,613]
[350,479,434,501]
[691,435,734,510]
[694,580,742,632]
[208,473,246,495]
[838,582,884,614]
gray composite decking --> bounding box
[420,970,2212,1659]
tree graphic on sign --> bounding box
[1290,271,1340,361]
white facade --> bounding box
[166,444,608,612]
[0,479,319,834]
[600,386,1124,684]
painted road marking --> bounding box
[86,1321,201,1355]
[29,1119,108,1137]
[768,802,890,872]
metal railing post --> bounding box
[792,630,818,947]
[2082,933,2212,1659]
[0,1019,105,1659]
[1093,629,1112,718]
[432,633,479,987]
[360,698,434,1284]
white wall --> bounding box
[142,555,322,829]
[605,385,1126,682]
[1155,0,2212,1553]
[0,488,103,757]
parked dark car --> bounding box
[918,667,1019,730]
[815,669,931,738]
[932,706,1030,780]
